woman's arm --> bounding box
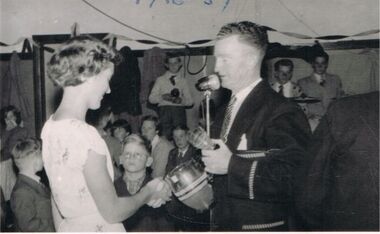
[84,150,170,223]
[51,197,63,230]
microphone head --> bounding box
[187,127,215,150]
[195,74,221,91]
[207,74,221,90]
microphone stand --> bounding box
[204,89,215,231]
[204,90,211,136]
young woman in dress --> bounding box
[41,35,171,232]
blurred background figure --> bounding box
[295,91,379,231]
[87,106,122,179]
[148,53,193,140]
[165,125,210,231]
[111,119,132,145]
[141,115,174,178]
[0,105,30,230]
[297,52,343,131]
[270,59,302,98]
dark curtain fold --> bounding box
[106,46,142,116]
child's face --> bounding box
[166,57,182,74]
[120,143,150,173]
[141,120,157,142]
[5,111,17,128]
[32,150,43,172]
[114,127,128,143]
[173,129,189,150]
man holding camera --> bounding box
[149,53,193,139]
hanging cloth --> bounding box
[1,51,32,120]
[108,46,142,116]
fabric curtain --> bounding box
[1,52,33,123]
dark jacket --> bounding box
[210,81,311,231]
[295,91,379,231]
[10,174,55,232]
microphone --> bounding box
[187,127,219,150]
[195,74,221,91]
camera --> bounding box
[171,88,180,97]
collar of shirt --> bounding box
[227,78,262,136]
[123,173,146,195]
[19,172,41,184]
[272,81,291,91]
[313,73,325,83]
[167,71,178,76]
[178,145,189,156]
[151,134,160,149]
[165,71,180,80]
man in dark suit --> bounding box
[295,91,379,231]
[201,21,311,231]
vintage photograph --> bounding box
[0,0,378,232]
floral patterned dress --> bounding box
[41,116,125,232]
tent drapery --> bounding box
[1,52,33,121]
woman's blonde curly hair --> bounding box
[47,35,121,87]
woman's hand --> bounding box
[145,178,171,208]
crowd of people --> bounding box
[0,21,378,232]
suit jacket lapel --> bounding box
[227,81,267,149]
[19,174,50,198]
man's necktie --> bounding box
[278,85,284,96]
[220,95,237,143]
[170,75,176,86]
[178,152,183,158]
[319,80,326,87]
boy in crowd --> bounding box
[270,59,302,98]
[114,134,174,231]
[148,53,193,139]
[111,119,132,145]
[111,119,132,168]
[10,138,55,232]
[165,125,210,231]
[141,115,174,178]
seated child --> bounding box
[114,134,174,232]
[111,119,132,168]
[165,125,210,231]
[87,106,122,178]
[111,119,132,145]
[10,138,55,232]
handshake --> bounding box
[162,88,182,104]
[145,178,172,208]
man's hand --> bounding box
[145,178,172,208]
[172,97,182,104]
[162,93,174,102]
[201,139,232,175]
